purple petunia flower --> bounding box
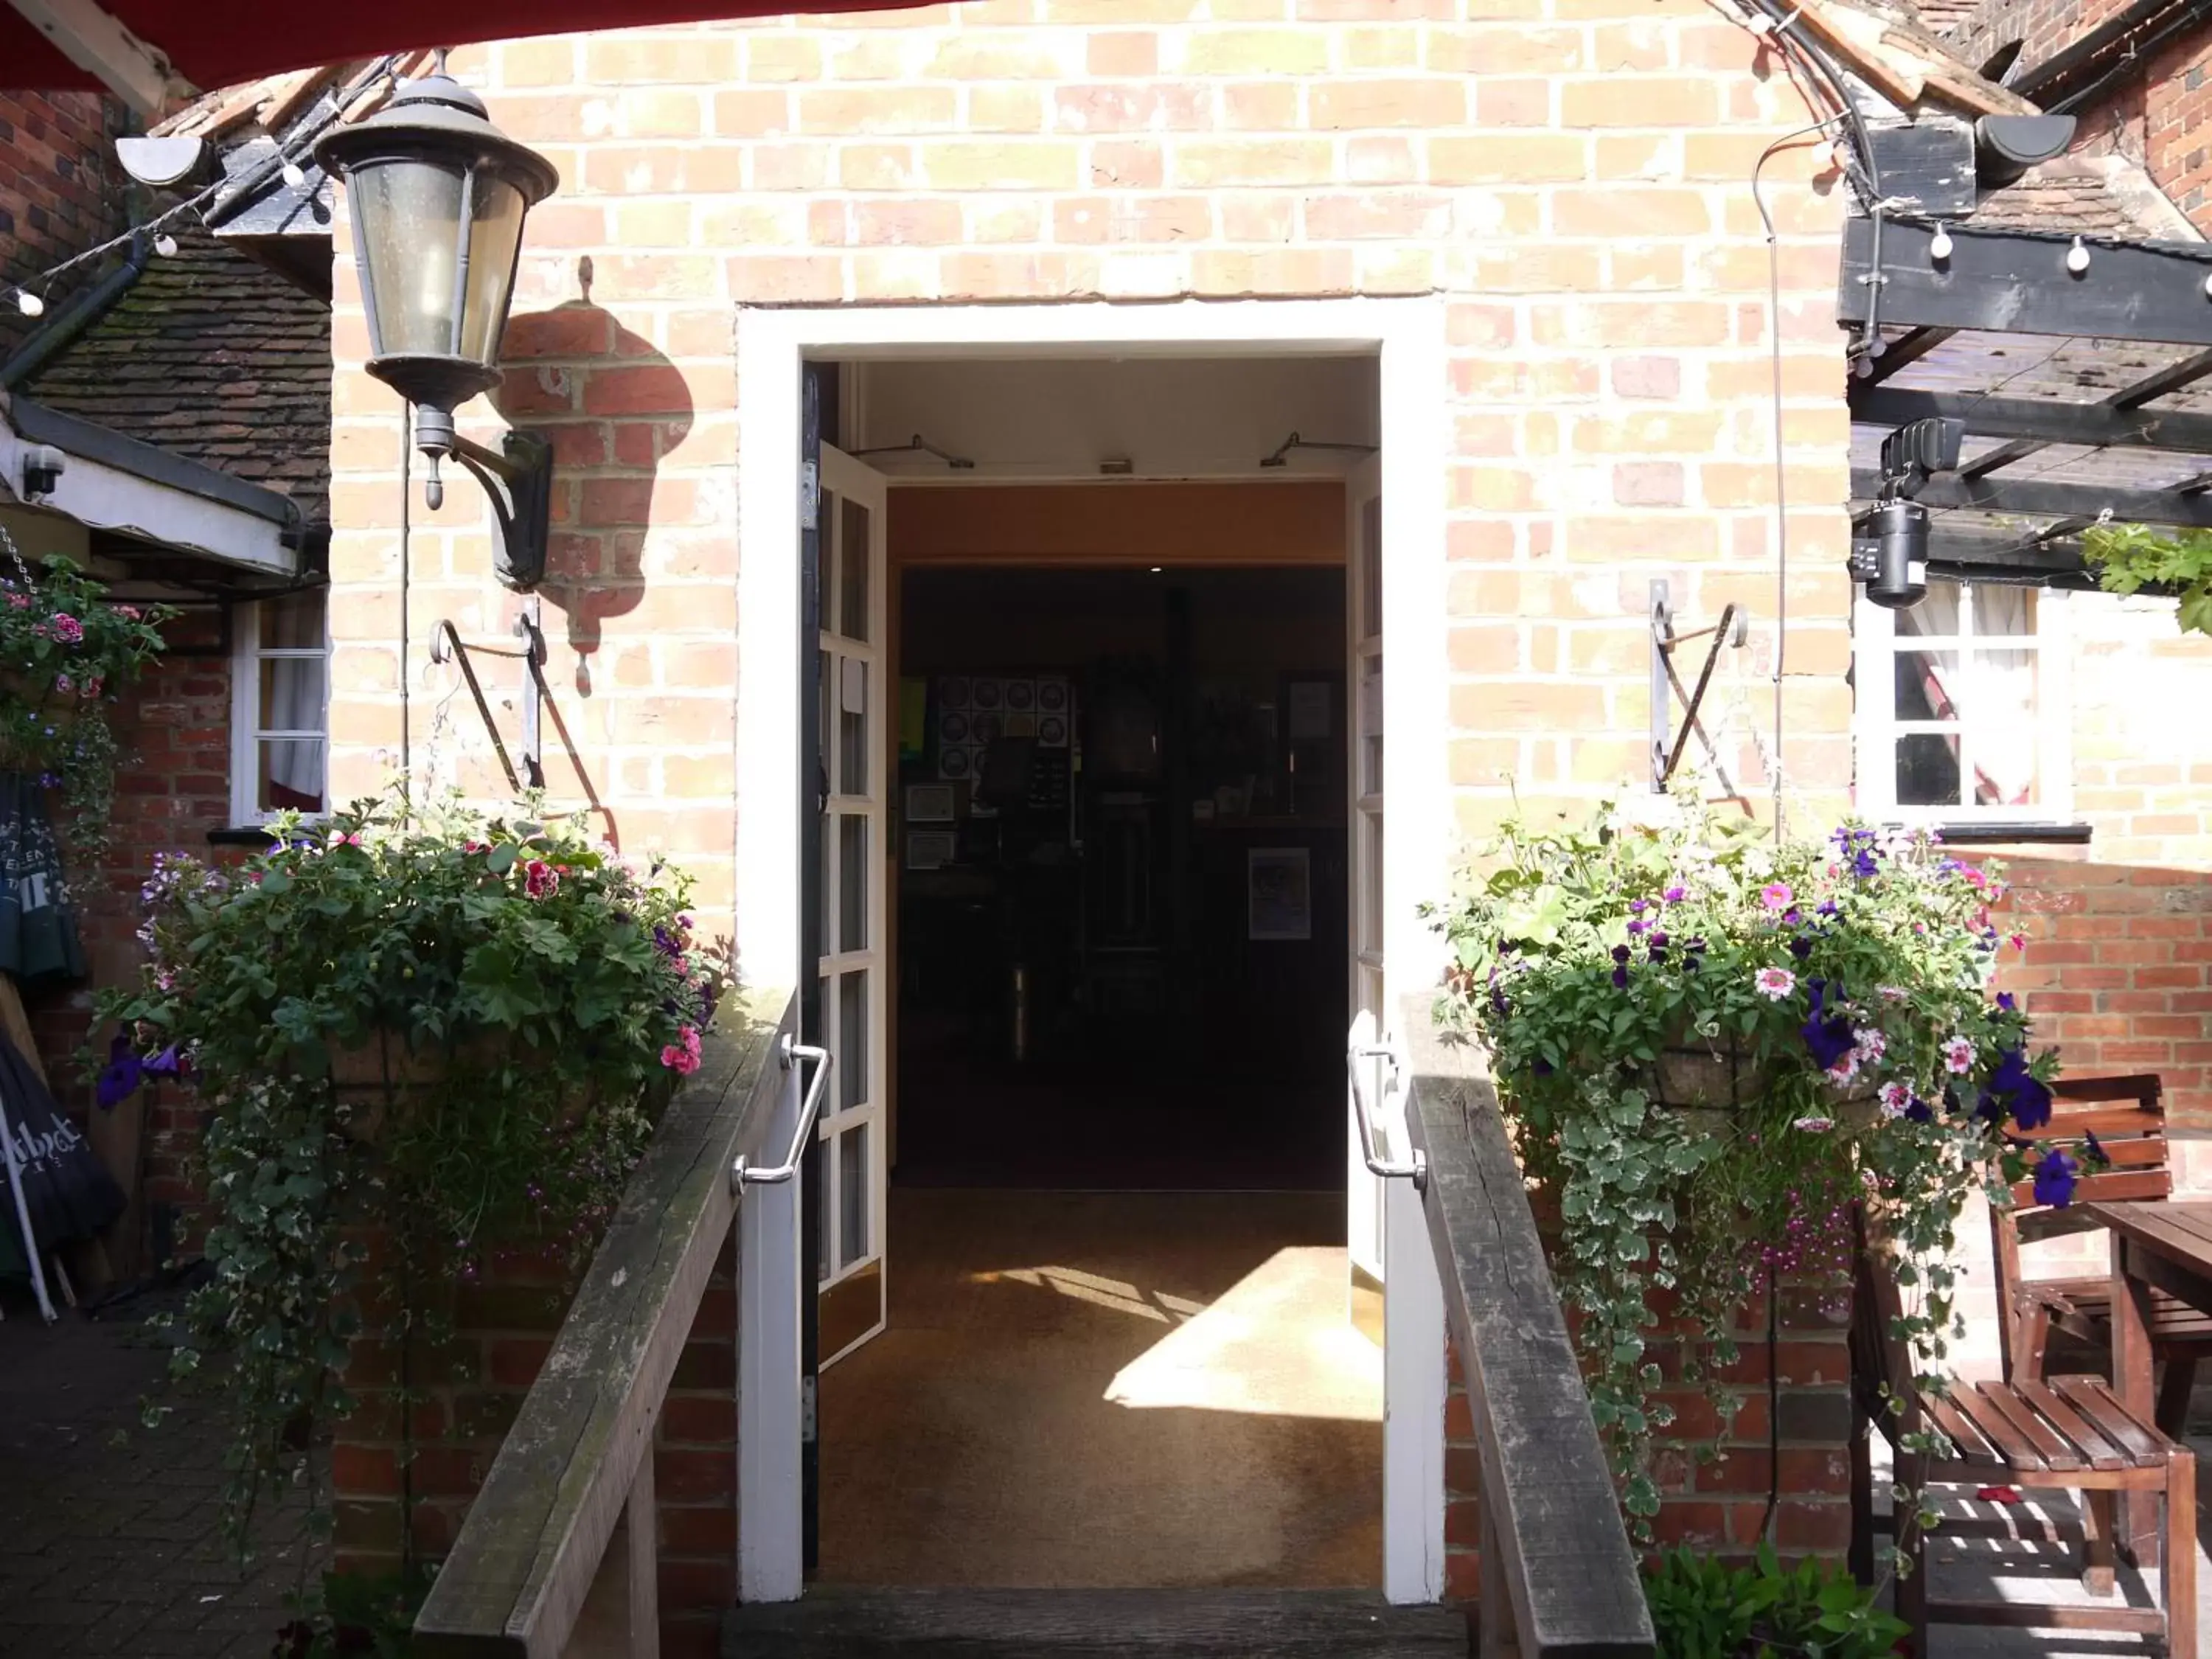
[1799,979,1856,1071]
[1663,885,1686,903]
[144,1044,184,1078]
[1996,992,2017,1012]
[1987,1046,2052,1132]
[2033,1148,2080,1208]
[94,1034,142,1110]
[2083,1130,2111,1168]
[1612,965,1630,989]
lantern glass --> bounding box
[352,159,529,368]
[459,173,528,365]
[354,157,467,359]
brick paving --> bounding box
[0,1285,324,1659]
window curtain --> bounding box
[1970,586,2037,806]
[1896,582,2036,808]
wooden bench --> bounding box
[1991,1074,2212,1436]
[1850,1207,2196,1655]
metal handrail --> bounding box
[732,1034,832,1189]
[1346,1038,1428,1189]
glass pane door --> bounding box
[815,445,889,1366]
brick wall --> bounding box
[0,91,129,355]
[323,0,1860,925]
[22,611,234,1265]
[332,1233,740,1659]
[1944,0,2212,223]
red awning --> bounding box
[4,2,910,108]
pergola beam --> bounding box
[1861,326,1958,384]
[1840,217,2212,344]
[1852,467,2212,526]
[1851,386,2212,453]
[4,0,191,114]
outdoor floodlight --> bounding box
[314,54,558,590]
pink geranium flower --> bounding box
[523,859,560,900]
[50,613,83,643]
[661,1038,701,1076]
[1759,883,1793,911]
[5,592,27,610]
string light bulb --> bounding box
[1928,222,1953,262]
[13,290,43,318]
[2066,236,2090,274]
[2202,268,2212,299]
[153,232,178,257]
[280,160,307,188]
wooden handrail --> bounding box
[1400,999,1656,1659]
[413,987,796,1659]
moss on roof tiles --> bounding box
[20,226,331,522]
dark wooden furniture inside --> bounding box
[1849,1211,2197,1656]
[1993,1074,2212,1437]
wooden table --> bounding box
[2081,1198,2212,1565]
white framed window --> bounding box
[230,588,330,824]
[1855,578,2073,824]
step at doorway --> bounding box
[723,1588,1470,1657]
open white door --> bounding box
[1346,453,1387,1338]
[815,443,890,1367]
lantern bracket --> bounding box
[431,428,553,593]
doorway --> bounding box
[735,302,1451,1607]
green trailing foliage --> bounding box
[1433,793,2070,1540]
[2083,521,2212,636]
[91,796,722,1562]
[0,543,177,861]
[1644,1545,1910,1659]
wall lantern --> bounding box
[314,54,559,590]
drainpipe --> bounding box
[0,232,152,392]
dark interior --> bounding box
[893,566,1346,1190]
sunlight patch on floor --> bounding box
[1102,1246,1384,1423]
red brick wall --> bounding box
[0,91,129,354]
[1992,855,2212,1135]
[333,1233,740,1659]
[1442,1274,1854,1595]
[24,609,234,1260]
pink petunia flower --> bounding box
[82,676,102,698]
[1754,967,1795,1000]
[1942,1035,1977,1074]
[1853,1029,1887,1062]
[1826,1051,1860,1084]
[523,859,560,900]
[50,613,82,643]
[53,674,71,694]
[1879,1082,1911,1118]
[1793,1115,1836,1133]
[1759,883,1794,911]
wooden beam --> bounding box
[1862,326,1958,384]
[1840,218,2212,345]
[1399,1003,1655,1659]
[1850,467,2212,527]
[1851,386,2212,454]
[4,0,192,115]
[411,988,793,1659]
[888,481,1346,568]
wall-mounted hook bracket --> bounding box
[430,593,546,790]
[1649,578,1748,790]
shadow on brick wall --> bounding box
[493,273,693,701]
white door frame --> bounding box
[734,298,1451,1605]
